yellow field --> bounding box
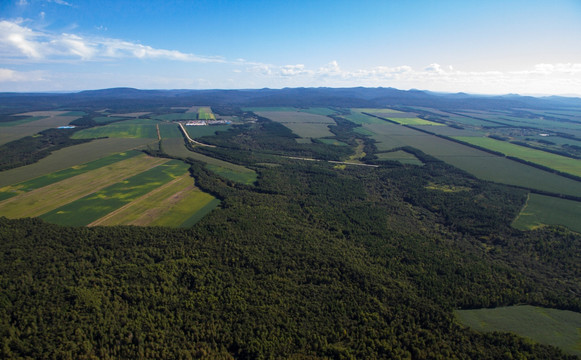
[0,155,168,218]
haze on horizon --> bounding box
[1,0,580,96]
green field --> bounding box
[455,306,581,356]
[455,136,581,178]
[185,125,231,139]
[512,194,581,233]
[255,110,336,139]
[154,113,198,121]
[376,150,423,165]
[72,120,158,139]
[318,138,349,146]
[158,123,183,138]
[342,110,386,125]
[197,107,216,121]
[93,116,131,124]
[299,108,337,116]
[283,122,335,138]
[385,117,444,126]
[361,122,581,197]
[206,164,257,185]
[0,138,157,187]
[40,160,189,226]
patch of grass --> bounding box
[455,136,581,178]
[300,108,337,116]
[61,111,87,116]
[318,138,349,146]
[386,117,444,126]
[206,164,257,185]
[342,111,385,125]
[455,305,581,356]
[178,198,221,227]
[255,111,335,124]
[243,107,298,112]
[40,160,189,226]
[185,125,231,139]
[512,194,581,233]
[282,123,335,138]
[154,113,198,121]
[376,150,423,165]
[159,123,183,139]
[92,116,131,124]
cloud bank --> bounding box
[0,20,224,63]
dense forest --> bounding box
[1,111,580,359]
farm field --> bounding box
[384,117,444,126]
[153,113,197,121]
[0,155,169,219]
[512,194,581,233]
[318,138,349,146]
[40,160,191,226]
[361,122,581,197]
[72,119,158,139]
[88,173,217,227]
[255,110,336,139]
[455,305,581,356]
[454,136,581,178]
[0,114,81,145]
[93,116,131,124]
[206,164,257,185]
[0,137,156,187]
[0,116,46,127]
[185,124,231,138]
[376,150,423,165]
[411,125,483,137]
[0,151,142,201]
[197,107,216,120]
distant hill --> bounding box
[1,87,580,113]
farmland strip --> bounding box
[0,155,169,218]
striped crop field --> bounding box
[0,154,219,228]
[454,136,581,178]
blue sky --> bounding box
[1,0,580,95]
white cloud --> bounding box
[0,68,45,82]
[17,0,29,6]
[279,64,311,76]
[47,0,73,7]
[0,20,225,63]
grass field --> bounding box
[455,305,581,356]
[342,111,386,125]
[512,194,581,233]
[185,125,231,138]
[283,122,335,138]
[300,108,337,116]
[376,150,423,165]
[153,113,197,121]
[0,138,156,187]
[454,136,581,178]
[0,155,169,219]
[206,164,257,185]
[318,138,349,146]
[40,160,189,226]
[255,111,335,124]
[72,121,158,139]
[255,110,336,138]
[93,116,131,124]
[361,122,581,197]
[0,115,81,145]
[197,107,216,121]
[158,123,183,138]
